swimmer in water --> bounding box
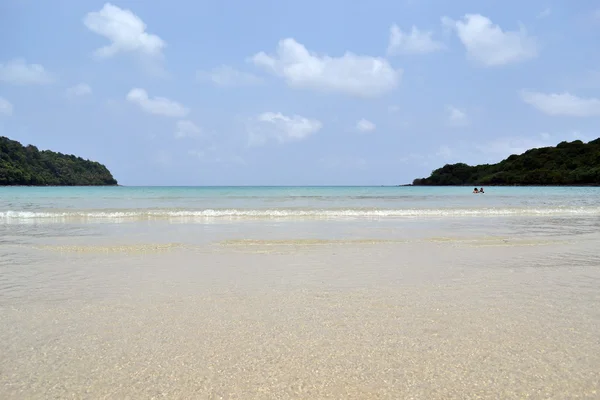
[479,187,484,193]
[473,187,479,193]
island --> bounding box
[0,136,118,186]
[412,138,600,186]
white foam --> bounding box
[1,207,600,222]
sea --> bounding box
[2,185,600,249]
[2,185,600,221]
[1,186,599,399]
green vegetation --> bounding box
[0,136,118,186]
[412,138,600,186]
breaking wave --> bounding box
[1,207,600,222]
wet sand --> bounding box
[1,234,599,399]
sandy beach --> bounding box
[2,221,599,399]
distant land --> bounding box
[412,138,600,186]
[0,136,118,186]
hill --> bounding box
[412,138,600,186]
[0,136,118,186]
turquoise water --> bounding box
[1,186,600,222]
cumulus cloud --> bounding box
[447,106,469,126]
[387,24,445,55]
[520,90,600,117]
[0,59,53,85]
[66,83,92,97]
[175,120,202,138]
[196,65,263,87]
[356,118,376,132]
[251,38,401,97]
[126,88,189,117]
[248,111,322,145]
[442,14,537,66]
[83,3,166,59]
[0,97,13,116]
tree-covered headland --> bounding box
[412,138,600,186]
[0,136,118,186]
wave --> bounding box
[1,207,600,222]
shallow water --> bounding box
[1,187,599,398]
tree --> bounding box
[412,138,600,186]
[0,136,118,186]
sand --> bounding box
[1,234,599,399]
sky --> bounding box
[1,0,599,186]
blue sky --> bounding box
[1,0,599,185]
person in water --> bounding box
[473,187,479,193]
[479,187,485,193]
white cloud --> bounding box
[441,14,537,66]
[251,38,401,97]
[520,90,600,117]
[66,83,92,97]
[0,97,13,116]
[248,111,322,145]
[387,24,445,55]
[83,3,166,59]
[196,65,263,87]
[175,120,201,138]
[356,118,376,132]
[0,59,53,85]
[447,105,469,126]
[126,88,189,117]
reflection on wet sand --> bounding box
[36,243,189,254]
